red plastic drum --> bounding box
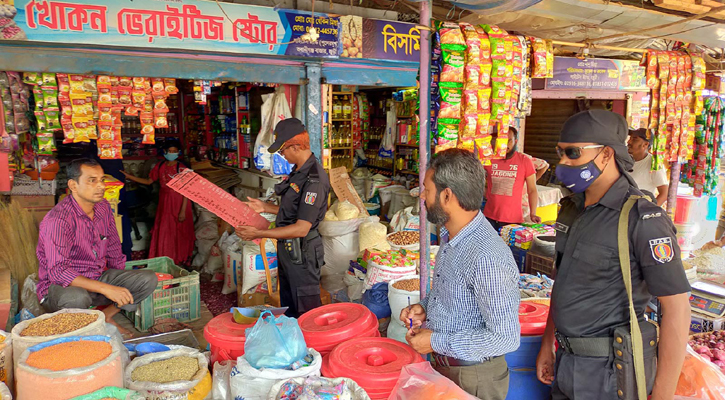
[203,312,254,367]
[519,302,550,336]
[298,303,379,355]
[321,337,423,400]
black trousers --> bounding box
[486,217,515,233]
[277,236,323,318]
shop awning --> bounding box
[0,43,306,84]
[321,59,419,87]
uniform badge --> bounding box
[649,237,674,264]
[554,222,569,233]
[290,183,300,193]
[304,192,318,205]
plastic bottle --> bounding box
[333,96,342,120]
[342,96,352,120]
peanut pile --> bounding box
[388,231,420,246]
[131,356,199,383]
[392,278,420,292]
[20,313,98,337]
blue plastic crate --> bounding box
[509,246,527,273]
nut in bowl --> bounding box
[387,231,420,250]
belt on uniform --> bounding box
[433,353,494,367]
[555,331,613,357]
[305,229,319,241]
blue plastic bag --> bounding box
[244,310,307,369]
[362,282,391,319]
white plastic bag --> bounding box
[230,349,322,400]
[212,360,235,400]
[256,87,293,173]
[125,348,208,400]
[241,240,278,295]
[267,376,371,400]
[358,217,388,254]
[0,382,10,400]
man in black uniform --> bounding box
[236,118,329,317]
[535,110,691,400]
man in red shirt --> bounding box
[483,127,540,231]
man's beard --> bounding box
[425,198,450,225]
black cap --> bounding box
[628,128,652,144]
[268,118,306,153]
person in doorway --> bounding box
[522,155,549,222]
[536,110,691,400]
[627,128,669,206]
[236,118,330,318]
[483,126,541,231]
[121,140,194,265]
[400,149,520,400]
[37,158,158,337]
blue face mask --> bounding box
[165,152,179,161]
[555,151,604,193]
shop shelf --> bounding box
[123,257,200,332]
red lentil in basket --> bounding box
[26,341,112,371]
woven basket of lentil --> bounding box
[16,336,123,400]
[125,348,208,399]
[12,309,105,369]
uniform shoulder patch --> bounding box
[649,237,674,264]
[290,183,300,193]
[304,192,318,205]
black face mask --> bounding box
[425,195,450,226]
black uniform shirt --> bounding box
[551,175,691,338]
[274,154,330,230]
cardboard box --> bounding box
[115,216,123,243]
[11,195,55,227]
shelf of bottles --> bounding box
[322,85,355,171]
[236,88,252,169]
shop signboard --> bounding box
[340,15,420,62]
[0,0,341,58]
[546,57,648,91]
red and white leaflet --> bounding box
[167,169,270,231]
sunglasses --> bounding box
[556,145,604,160]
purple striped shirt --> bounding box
[36,194,125,300]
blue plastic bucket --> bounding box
[365,203,381,216]
[505,335,542,368]
[506,368,552,400]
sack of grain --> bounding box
[12,309,106,369]
[358,217,388,254]
[320,216,365,278]
[0,382,9,400]
[230,349,322,400]
[68,387,144,400]
[16,336,124,400]
[387,275,420,328]
[240,240,278,295]
[363,257,416,290]
[125,348,208,400]
[0,331,13,394]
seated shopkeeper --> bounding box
[36,158,158,337]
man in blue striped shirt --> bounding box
[401,149,521,400]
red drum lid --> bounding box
[299,303,379,346]
[519,302,550,336]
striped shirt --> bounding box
[420,212,521,361]
[36,195,125,300]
